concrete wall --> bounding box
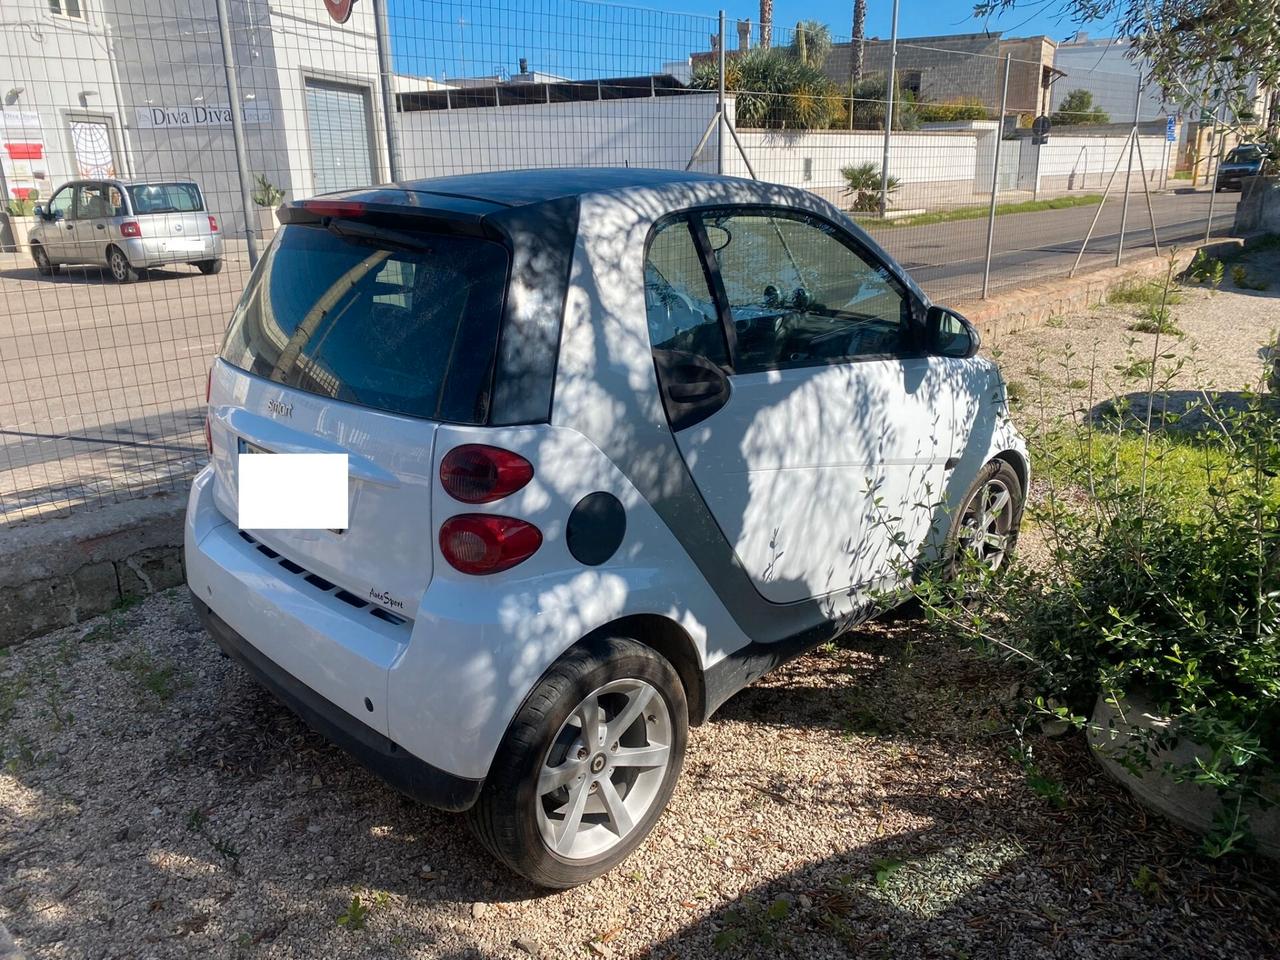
[398,93,723,179]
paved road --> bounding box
[0,187,1243,523]
[871,188,1239,303]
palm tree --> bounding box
[792,20,833,67]
[760,0,772,49]
[847,0,866,128]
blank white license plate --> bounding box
[164,238,205,253]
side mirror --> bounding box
[31,203,45,220]
[925,305,981,359]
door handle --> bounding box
[96,224,105,230]
[64,223,74,231]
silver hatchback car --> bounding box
[30,179,224,281]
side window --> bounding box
[706,211,913,373]
[643,218,729,368]
[47,187,73,220]
[74,183,111,219]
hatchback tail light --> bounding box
[301,199,367,219]
[208,215,219,233]
[439,515,542,575]
[120,221,142,238]
[203,368,213,456]
[440,445,534,504]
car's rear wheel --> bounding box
[32,244,59,276]
[107,246,136,283]
[946,458,1024,576]
[197,259,223,275]
[466,636,687,888]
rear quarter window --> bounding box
[220,223,510,424]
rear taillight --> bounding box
[208,215,219,233]
[439,515,542,575]
[440,445,534,504]
[301,200,367,218]
[120,220,142,238]
[204,368,213,456]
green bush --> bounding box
[841,162,900,213]
[917,96,989,123]
[691,48,843,130]
[909,316,1280,856]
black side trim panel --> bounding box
[487,196,580,425]
[702,605,873,718]
[192,593,483,812]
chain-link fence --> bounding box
[0,0,1245,525]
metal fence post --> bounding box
[1116,72,1142,266]
[877,0,899,218]
[214,0,260,268]
[373,0,401,182]
[981,55,1011,299]
[717,11,727,175]
[1204,101,1227,243]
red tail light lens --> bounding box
[208,215,219,233]
[301,200,367,218]
[120,220,142,238]
[439,515,542,575]
[203,368,213,456]
[440,444,534,504]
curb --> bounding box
[0,492,186,648]
[954,237,1247,344]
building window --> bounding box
[49,0,85,19]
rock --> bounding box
[798,894,812,910]
[514,937,542,957]
[471,902,488,919]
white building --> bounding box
[1,0,394,234]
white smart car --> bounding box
[186,168,1027,887]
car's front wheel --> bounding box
[107,246,136,283]
[467,636,687,888]
[946,458,1024,576]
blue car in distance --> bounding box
[1215,144,1267,191]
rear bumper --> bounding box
[192,591,482,811]
[124,234,223,266]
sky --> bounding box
[388,0,1112,82]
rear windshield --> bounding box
[127,182,204,213]
[219,223,509,423]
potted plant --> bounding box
[2,191,40,254]
[251,174,285,243]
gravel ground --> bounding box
[987,245,1280,429]
[4,254,1280,960]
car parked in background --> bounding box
[1215,144,1267,191]
[30,179,223,281]
[186,168,1028,887]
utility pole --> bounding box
[214,0,260,267]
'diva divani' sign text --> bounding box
[135,103,271,129]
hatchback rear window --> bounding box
[127,182,204,213]
[219,223,509,423]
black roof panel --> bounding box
[399,167,725,207]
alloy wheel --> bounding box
[959,477,1014,570]
[536,678,673,860]
[110,249,130,282]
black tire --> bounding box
[944,458,1025,578]
[107,246,135,283]
[197,259,223,276]
[32,244,59,276]
[466,636,687,888]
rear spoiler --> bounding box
[277,190,505,241]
